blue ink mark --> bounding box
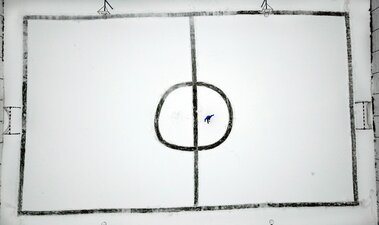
[204,114,214,124]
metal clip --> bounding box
[355,101,372,130]
[260,0,274,17]
[3,106,21,135]
[97,0,113,15]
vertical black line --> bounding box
[345,14,358,202]
[18,18,28,214]
[1,0,4,62]
[363,103,366,128]
[189,16,199,206]
[0,0,3,208]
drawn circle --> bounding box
[154,81,233,151]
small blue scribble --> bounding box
[204,114,214,124]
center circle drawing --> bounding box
[154,81,233,151]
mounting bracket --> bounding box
[3,106,21,135]
[355,101,372,130]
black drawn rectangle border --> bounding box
[18,10,358,216]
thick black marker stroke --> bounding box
[1,0,4,62]
[345,14,358,202]
[154,82,233,152]
[18,18,28,215]
[19,201,359,216]
[23,10,346,21]
[189,17,199,206]
[19,10,358,216]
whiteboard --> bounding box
[2,0,375,225]
[21,13,355,212]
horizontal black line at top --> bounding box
[23,10,347,20]
[19,201,359,216]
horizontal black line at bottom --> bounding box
[19,201,359,216]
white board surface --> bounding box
[22,14,354,210]
[24,18,195,210]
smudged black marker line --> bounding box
[18,18,28,215]
[189,17,199,206]
[154,82,233,152]
[19,201,359,216]
[23,10,346,21]
[345,13,358,202]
